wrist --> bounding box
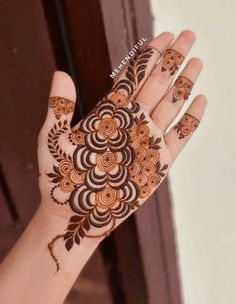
[37,203,102,274]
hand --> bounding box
[38,30,207,272]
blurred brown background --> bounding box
[0,1,181,303]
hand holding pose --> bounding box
[0,31,207,304]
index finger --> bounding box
[108,32,175,103]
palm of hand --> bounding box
[45,92,170,241]
[38,32,206,271]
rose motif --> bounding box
[79,100,135,153]
[162,49,184,76]
[172,76,193,103]
[110,91,129,108]
[48,97,75,119]
[174,113,199,139]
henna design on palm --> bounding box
[46,47,169,272]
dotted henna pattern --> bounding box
[172,76,193,103]
[161,49,184,76]
[174,113,199,139]
[46,46,168,272]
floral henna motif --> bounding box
[174,113,199,139]
[161,49,184,76]
[172,76,193,103]
[46,46,169,272]
[128,113,168,198]
[49,96,75,119]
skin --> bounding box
[0,30,207,304]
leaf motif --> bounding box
[154,138,161,144]
[142,47,152,54]
[137,71,145,84]
[65,238,74,251]
[67,223,78,231]
[158,172,165,177]
[126,71,136,84]
[130,59,135,67]
[52,176,62,183]
[156,160,161,171]
[140,53,152,59]
[78,227,85,237]
[47,173,57,178]
[140,112,145,121]
[70,215,83,222]
[64,231,74,240]
[137,59,149,65]
[127,65,134,74]
[53,166,60,174]
[83,217,90,230]
[137,64,146,74]
[57,157,64,162]
[75,233,80,245]
[161,164,168,171]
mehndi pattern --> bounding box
[46,46,169,271]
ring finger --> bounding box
[151,57,203,132]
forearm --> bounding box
[0,203,100,304]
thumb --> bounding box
[45,71,76,128]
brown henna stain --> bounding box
[46,46,169,272]
[110,46,154,100]
[161,49,184,76]
[174,113,199,139]
[49,96,75,119]
[172,76,193,103]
